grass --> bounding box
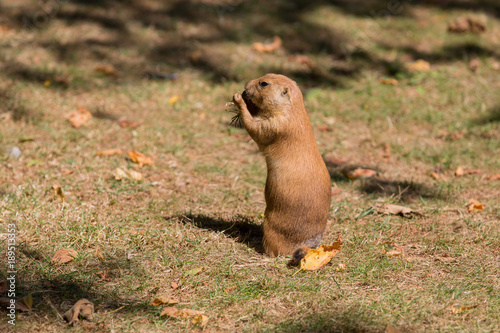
[0,0,499,332]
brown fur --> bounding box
[233,74,331,258]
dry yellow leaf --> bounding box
[455,166,464,177]
[169,95,180,106]
[377,203,419,217]
[300,235,343,271]
[488,173,500,180]
[51,184,65,201]
[192,314,209,326]
[97,149,122,156]
[252,36,282,53]
[160,306,207,326]
[114,168,143,181]
[127,170,143,181]
[117,118,141,128]
[127,150,153,167]
[385,250,402,257]
[467,199,484,212]
[151,296,179,306]
[430,172,441,180]
[66,106,92,128]
[52,248,78,264]
[345,168,377,180]
[378,78,399,85]
[114,168,129,181]
[95,65,118,77]
[448,303,477,314]
[405,59,430,72]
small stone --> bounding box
[7,146,21,159]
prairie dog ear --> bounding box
[282,86,289,96]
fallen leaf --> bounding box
[95,65,118,77]
[52,248,78,264]
[62,170,75,176]
[448,16,486,34]
[467,199,484,212]
[118,118,141,128]
[430,171,441,180]
[18,294,33,312]
[437,130,463,140]
[378,78,398,85]
[169,95,180,106]
[345,168,377,180]
[252,36,282,53]
[386,323,401,333]
[224,286,237,293]
[66,106,92,128]
[455,166,464,177]
[192,314,209,326]
[151,297,179,306]
[114,168,143,181]
[0,294,33,312]
[327,156,347,165]
[448,303,477,314]
[128,169,143,181]
[385,250,402,257]
[51,184,65,201]
[300,235,343,271]
[488,173,500,180]
[114,168,129,181]
[171,281,179,289]
[288,55,315,68]
[128,150,153,167]
[405,59,430,72]
[160,306,207,327]
[316,125,332,132]
[376,203,420,217]
[184,267,204,278]
[63,299,94,326]
[97,149,123,156]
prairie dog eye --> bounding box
[259,81,269,87]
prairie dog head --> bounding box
[242,74,302,121]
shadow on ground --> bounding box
[1,0,497,95]
[177,213,264,253]
[324,158,445,202]
[473,104,500,124]
[0,244,153,325]
[275,308,383,333]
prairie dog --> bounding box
[232,74,331,260]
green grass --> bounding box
[1,0,500,332]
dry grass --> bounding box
[0,0,499,332]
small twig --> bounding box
[100,305,125,316]
[45,297,64,321]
